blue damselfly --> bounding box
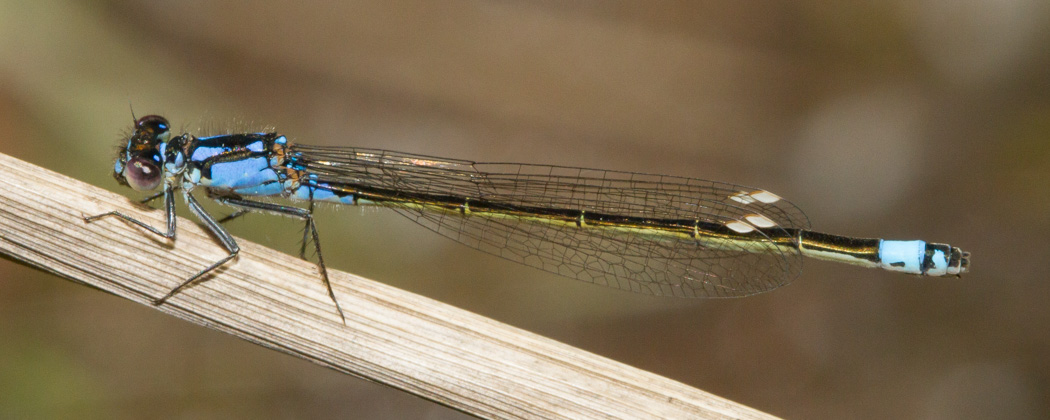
[86,115,970,322]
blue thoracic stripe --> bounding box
[208,157,275,188]
[190,135,270,161]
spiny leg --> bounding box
[216,210,250,224]
[133,187,249,229]
[137,186,254,230]
[215,196,345,324]
[84,184,177,240]
[154,191,240,305]
[299,199,315,259]
[138,190,166,205]
[85,186,239,304]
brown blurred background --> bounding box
[1,1,1047,419]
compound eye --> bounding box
[135,115,170,142]
[125,157,163,191]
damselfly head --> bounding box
[113,115,171,191]
[134,115,171,143]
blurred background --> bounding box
[0,1,1047,418]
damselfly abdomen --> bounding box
[86,115,970,322]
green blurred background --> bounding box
[1,1,1047,419]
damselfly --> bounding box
[87,115,970,322]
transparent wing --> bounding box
[289,145,809,297]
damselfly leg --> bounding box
[85,186,242,307]
[211,196,344,323]
[85,184,177,240]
